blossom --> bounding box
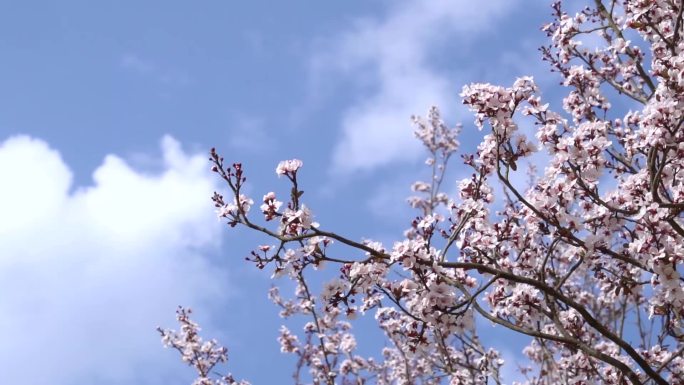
[280,205,319,235]
[191,2,684,385]
[275,159,303,176]
[259,191,282,221]
[216,194,253,218]
[158,307,250,385]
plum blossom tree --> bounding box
[159,1,684,384]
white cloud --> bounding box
[314,0,519,174]
[0,135,229,384]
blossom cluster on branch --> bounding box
[161,1,684,384]
[158,307,250,385]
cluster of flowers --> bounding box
[158,307,250,385]
[163,1,684,384]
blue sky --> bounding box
[0,1,558,384]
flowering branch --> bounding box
[163,1,684,384]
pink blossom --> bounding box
[183,2,684,384]
[275,159,303,176]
